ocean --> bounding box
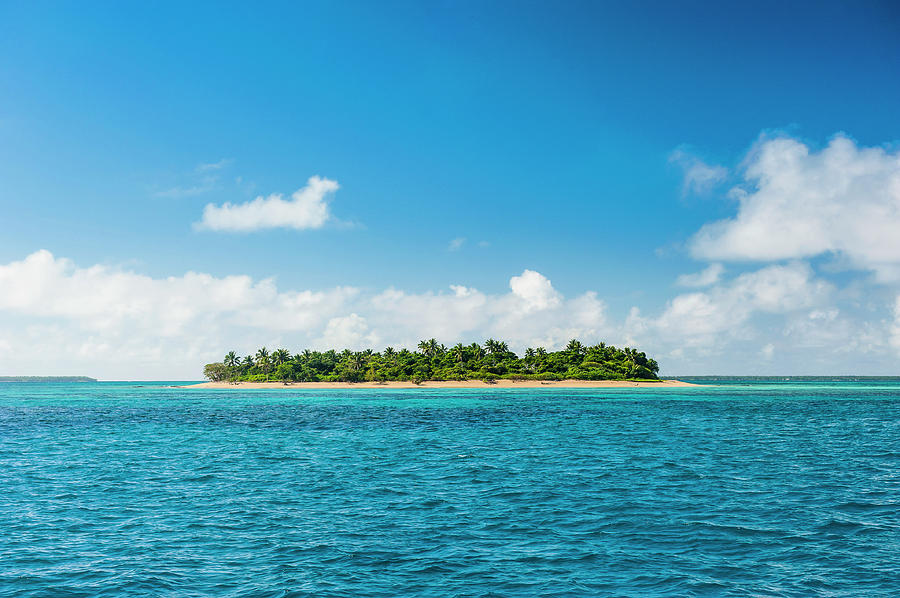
[1,380,899,596]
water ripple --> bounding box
[1,381,899,596]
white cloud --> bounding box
[197,176,340,232]
[629,262,832,349]
[314,314,379,350]
[369,270,603,351]
[890,296,900,351]
[669,148,728,195]
[0,251,609,379]
[155,159,232,198]
[448,237,466,251]
[676,263,724,287]
[196,158,232,172]
[690,134,900,280]
[509,269,562,312]
[5,250,900,378]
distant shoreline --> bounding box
[182,379,696,390]
[0,376,97,383]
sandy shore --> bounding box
[181,379,696,390]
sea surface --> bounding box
[2,379,899,597]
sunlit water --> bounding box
[2,380,899,596]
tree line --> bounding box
[203,339,660,383]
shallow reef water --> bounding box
[1,380,899,596]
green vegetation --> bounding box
[203,339,659,383]
[0,376,96,382]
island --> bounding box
[190,339,693,389]
[0,376,97,382]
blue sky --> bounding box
[2,1,900,378]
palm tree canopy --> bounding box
[209,338,660,382]
[272,348,291,366]
[224,351,239,367]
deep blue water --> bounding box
[2,380,899,597]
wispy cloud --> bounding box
[196,176,340,232]
[196,158,233,172]
[155,176,219,199]
[675,263,724,287]
[154,158,232,198]
[669,147,728,195]
[448,237,466,251]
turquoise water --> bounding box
[2,380,899,596]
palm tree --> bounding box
[485,339,509,355]
[272,348,291,366]
[224,351,239,368]
[417,338,440,357]
[566,339,585,354]
[208,337,661,383]
[349,352,367,372]
[222,351,240,383]
[522,347,536,372]
[469,343,485,361]
[255,347,270,380]
[451,343,466,363]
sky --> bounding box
[1,0,900,379]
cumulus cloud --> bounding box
[669,148,728,195]
[509,269,562,311]
[690,134,900,280]
[314,314,379,350]
[0,251,608,379]
[676,263,724,287]
[5,250,900,377]
[629,262,832,349]
[197,176,340,232]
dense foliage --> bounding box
[204,339,660,383]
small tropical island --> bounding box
[193,339,691,389]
